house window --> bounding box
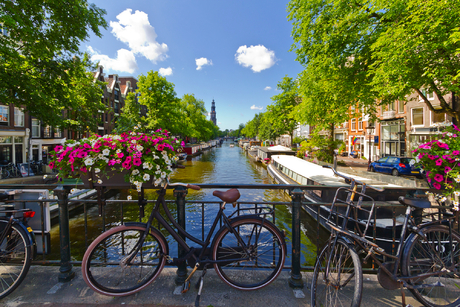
[411,108,424,126]
[54,128,62,138]
[431,111,446,125]
[398,101,404,113]
[388,102,396,111]
[420,89,435,101]
[14,108,24,127]
[44,125,51,138]
[351,119,356,131]
[358,117,363,130]
[0,105,9,125]
[32,119,40,137]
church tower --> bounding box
[210,99,217,125]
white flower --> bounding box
[454,191,460,196]
[102,149,110,156]
[132,169,139,175]
[161,171,166,179]
[156,165,160,170]
[43,175,48,179]
[127,195,132,200]
[143,174,150,181]
[455,177,460,183]
[97,179,103,184]
[94,168,101,173]
[136,145,144,151]
[84,158,94,166]
[70,188,77,193]
[409,159,415,166]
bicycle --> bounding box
[311,166,460,307]
[81,179,287,306]
[0,191,37,299]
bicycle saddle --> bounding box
[213,188,241,203]
[398,196,431,209]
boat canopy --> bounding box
[271,155,400,188]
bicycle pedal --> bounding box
[181,280,191,293]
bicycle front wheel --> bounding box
[0,220,32,299]
[402,225,460,307]
[212,217,286,290]
[311,237,363,307]
[81,224,167,296]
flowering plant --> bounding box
[49,129,184,191]
[412,122,460,211]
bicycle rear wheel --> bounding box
[0,220,32,299]
[212,216,286,290]
[402,225,460,307]
[81,224,167,296]
[311,237,363,307]
[1,168,9,179]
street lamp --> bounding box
[366,122,375,171]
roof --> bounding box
[271,155,400,187]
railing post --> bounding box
[289,187,304,289]
[54,185,75,282]
[174,186,188,285]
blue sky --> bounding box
[85,0,303,130]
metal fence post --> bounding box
[174,186,188,285]
[54,185,75,282]
[289,187,304,289]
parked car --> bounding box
[369,156,421,176]
[349,151,358,159]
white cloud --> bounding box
[159,67,173,76]
[89,47,138,73]
[264,86,272,90]
[196,57,213,70]
[250,105,263,110]
[110,9,168,64]
[235,45,276,72]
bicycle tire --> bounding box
[0,219,32,299]
[81,224,168,296]
[212,216,286,290]
[402,225,460,307]
[1,168,9,179]
[311,237,363,307]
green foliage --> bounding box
[179,94,216,141]
[114,93,145,133]
[288,0,460,123]
[0,0,108,130]
[292,136,303,145]
[241,113,262,138]
[298,131,343,163]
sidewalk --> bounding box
[2,266,424,307]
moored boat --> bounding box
[268,154,408,255]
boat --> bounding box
[229,144,234,148]
[267,154,408,255]
[176,153,187,160]
[182,144,202,157]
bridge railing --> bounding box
[0,183,447,289]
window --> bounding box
[14,108,24,127]
[351,119,356,131]
[388,102,396,111]
[358,117,363,130]
[420,89,435,101]
[0,105,8,125]
[411,108,424,126]
[54,128,62,138]
[32,119,40,137]
[44,125,51,138]
[398,101,404,113]
[431,111,446,125]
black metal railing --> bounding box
[1,183,453,289]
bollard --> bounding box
[54,185,76,282]
[289,188,304,289]
[174,186,188,285]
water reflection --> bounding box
[49,141,328,267]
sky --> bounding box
[84,0,304,131]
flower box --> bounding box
[50,129,184,191]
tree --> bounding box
[288,0,460,122]
[0,0,108,129]
[266,76,300,143]
[178,94,215,141]
[242,113,262,138]
[113,92,145,133]
[137,71,181,134]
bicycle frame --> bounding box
[127,186,258,267]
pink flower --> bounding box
[117,152,124,158]
[49,161,55,169]
[122,160,132,170]
[453,150,460,156]
[445,166,452,173]
[54,145,63,152]
[157,144,165,151]
[435,159,443,166]
[433,183,441,190]
[434,174,444,182]
[133,158,142,166]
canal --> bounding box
[48,140,328,267]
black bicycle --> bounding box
[0,192,37,299]
[311,166,460,307]
[81,180,286,306]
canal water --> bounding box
[48,141,328,267]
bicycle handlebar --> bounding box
[322,165,384,192]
